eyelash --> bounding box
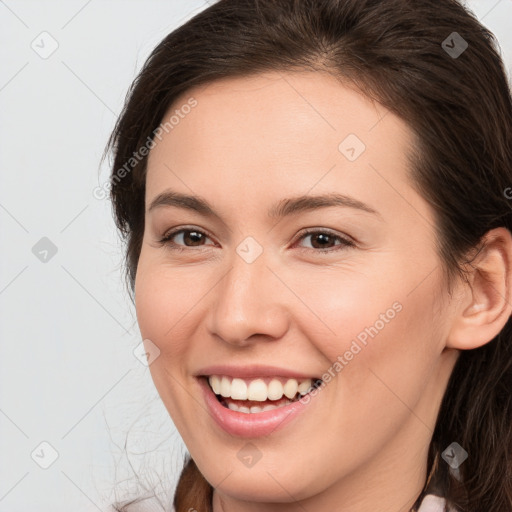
[157,226,356,254]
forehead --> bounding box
[145,70,423,225]
[155,70,408,154]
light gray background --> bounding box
[1,1,511,511]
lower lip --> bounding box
[198,377,317,438]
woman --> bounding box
[105,0,512,510]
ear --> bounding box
[446,227,512,350]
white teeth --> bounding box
[298,380,313,395]
[267,379,284,400]
[225,400,294,413]
[247,379,267,401]
[210,375,221,395]
[207,375,315,403]
[283,378,298,399]
[231,378,247,400]
[220,376,231,397]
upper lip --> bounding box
[196,364,321,380]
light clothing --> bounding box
[418,494,456,512]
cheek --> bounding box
[289,260,440,395]
[134,260,196,361]
[133,260,201,428]
[286,264,401,357]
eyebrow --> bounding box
[147,190,382,220]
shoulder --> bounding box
[417,494,457,512]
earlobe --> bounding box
[445,227,512,350]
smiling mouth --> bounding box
[204,375,323,414]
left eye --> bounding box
[294,230,355,252]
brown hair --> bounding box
[106,0,512,510]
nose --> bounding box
[206,248,290,346]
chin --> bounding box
[197,454,322,503]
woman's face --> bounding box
[135,71,461,509]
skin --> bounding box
[134,70,512,512]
